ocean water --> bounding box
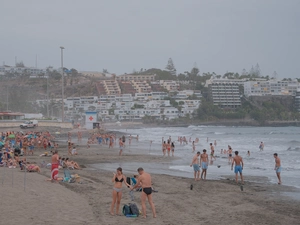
[103,126,300,188]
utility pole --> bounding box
[47,70,49,118]
[60,46,65,122]
[6,86,8,111]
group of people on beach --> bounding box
[110,167,156,218]
[190,140,282,185]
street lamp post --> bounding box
[46,70,49,118]
[60,46,65,122]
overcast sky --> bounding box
[1,0,299,78]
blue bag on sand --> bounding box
[122,204,132,216]
[129,203,139,216]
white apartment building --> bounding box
[244,80,300,97]
[99,94,133,102]
[161,107,179,120]
[116,74,156,82]
[115,94,133,102]
[0,65,46,75]
[159,80,180,92]
[99,95,116,102]
[116,101,134,109]
[175,100,200,116]
[134,92,153,100]
[205,77,247,87]
[209,82,241,108]
[114,108,160,120]
[145,100,171,108]
[151,92,168,100]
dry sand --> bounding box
[1,138,300,225]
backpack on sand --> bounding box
[129,203,139,216]
[122,204,131,216]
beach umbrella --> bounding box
[8,134,15,138]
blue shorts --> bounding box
[202,162,208,169]
[275,166,282,173]
[234,165,243,174]
[193,164,200,172]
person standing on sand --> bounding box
[131,168,156,218]
[192,141,195,153]
[190,151,201,181]
[273,153,282,184]
[110,167,131,215]
[200,149,209,180]
[231,151,244,184]
[171,142,175,157]
[50,150,62,181]
[119,138,124,156]
[228,146,233,163]
[210,143,216,161]
[162,141,166,156]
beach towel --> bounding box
[51,163,59,180]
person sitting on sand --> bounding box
[65,158,81,170]
[71,146,78,155]
[110,167,131,215]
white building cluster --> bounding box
[206,77,300,108]
[0,65,47,75]
[37,89,201,121]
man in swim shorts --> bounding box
[200,149,209,180]
[273,153,282,184]
[190,151,200,181]
[131,167,156,218]
[231,151,244,184]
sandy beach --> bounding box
[1,134,300,225]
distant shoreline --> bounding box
[103,120,300,129]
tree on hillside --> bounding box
[188,63,200,80]
[16,61,25,67]
[241,68,248,76]
[165,58,177,76]
[249,63,261,78]
[143,68,175,80]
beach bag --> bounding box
[122,204,131,216]
[126,177,131,185]
[129,203,139,216]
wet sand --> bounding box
[1,138,300,225]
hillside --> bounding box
[0,73,98,113]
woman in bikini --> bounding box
[110,167,130,215]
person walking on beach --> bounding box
[110,167,131,215]
[231,151,244,184]
[200,149,209,180]
[210,143,216,161]
[190,151,200,181]
[273,153,282,184]
[130,168,157,218]
[192,141,195,153]
[119,138,124,156]
[228,146,233,163]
